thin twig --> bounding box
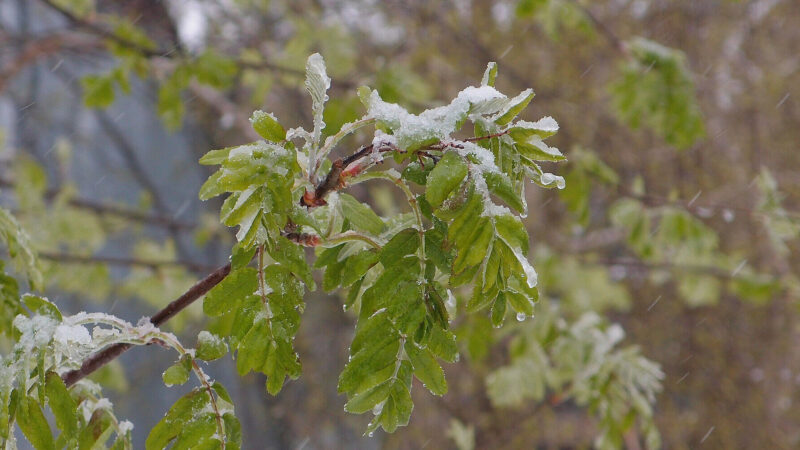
[62,262,232,387]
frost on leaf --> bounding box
[305,53,331,151]
[365,85,508,151]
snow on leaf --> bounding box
[305,53,331,152]
[367,86,508,151]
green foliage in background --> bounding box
[4,0,799,448]
[0,54,665,449]
[611,38,705,149]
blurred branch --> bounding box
[38,250,218,274]
[0,176,198,231]
[52,67,197,261]
[566,0,630,56]
[61,262,232,387]
[189,82,261,141]
[0,30,102,93]
[622,188,800,221]
[36,0,330,81]
[37,0,174,58]
[579,255,765,280]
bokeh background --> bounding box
[1,0,799,448]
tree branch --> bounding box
[38,251,218,274]
[0,30,102,93]
[62,262,232,387]
[299,143,399,208]
[36,0,334,82]
[0,176,198,231]
[566,0,630,57]
[37,0,172,58]
[579,256,765,280]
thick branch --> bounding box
[62,262,232,387]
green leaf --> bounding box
[146,389,210,450]
[402,161,432,185]
[198,147,233,166]
[486,360,545,406]
[222,413,242,449]
[22,294,62,321]
[481,62,498,87]
[305,53,331,146]
[339,331,401,394]
[515,136,566,162]
[405,342,447,395]
[426,152,468,208]
[380,228,421,268]
[367,376,413,433]
[427,325,459,363]
[45,372,78,442]
[157,82,184,130]
[196,331,227,361]
[193,50,237,89]
[483,171,523,212]
[340,250,379,288]
[491,293,507,327]
[340,193,384,235]
[452,220,493,274]
[78,408,114,450]
[18,395,55,450]
[198,171,224,201]
[250,111,286,142]
[344,380,394,414]
[611,37,704,149]
[730,274,780,305]
[493,88,534,125]
[204,268,258,316]
[162,358,191,387]
[81,74,115,109]
[0,207,43,290]
[231,242,256,270]
[678,274,720,307]
[268,236,315,288]
[508,116,559,139]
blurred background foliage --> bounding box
[1,0,798,447]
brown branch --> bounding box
[62,262,232,387]
[38,251,218,274]
[299,131,505,209]
[300,143,399,208]
[301,159,345,207]
[464,130,510,142]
